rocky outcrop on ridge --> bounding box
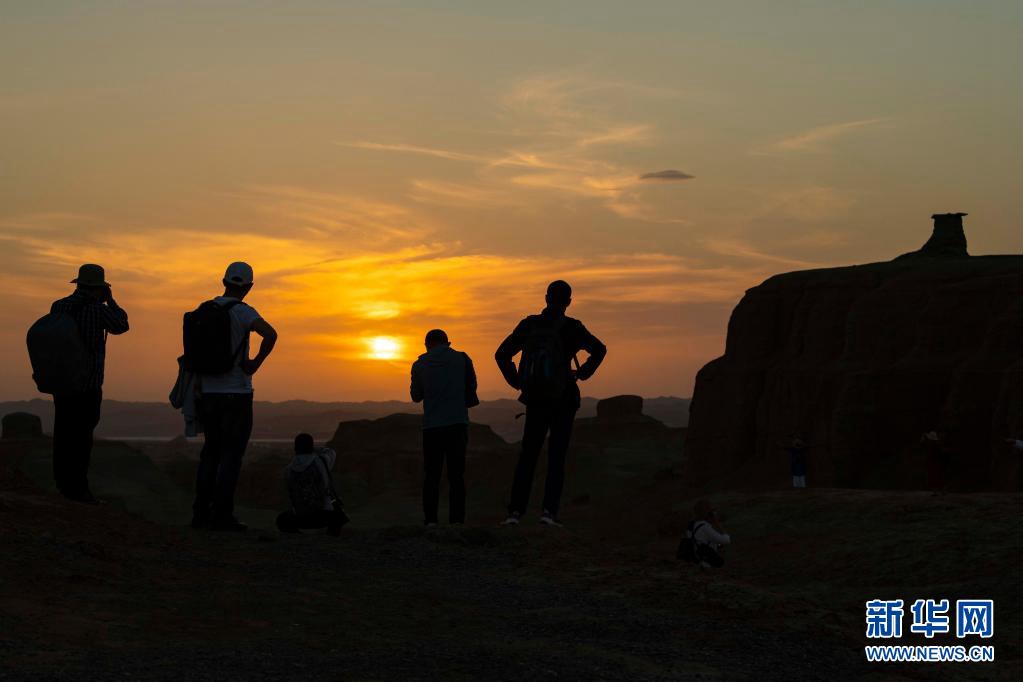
[685,214,1023,491]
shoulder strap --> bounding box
[316,452,339,501]
[218,300,248,360]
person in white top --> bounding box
[690,499,731,568]
[191,262,277,532]
[277,433,349,536]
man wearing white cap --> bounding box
[186,262,277,531]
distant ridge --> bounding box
[0,396,690,442]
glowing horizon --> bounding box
[2,2,1021,403]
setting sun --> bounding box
[366,336,402,361]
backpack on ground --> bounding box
[182,300,242,374]
[676,520,707,562]
[26,307,92,395]
[518,316,572,402]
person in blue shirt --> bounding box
[410,329,478,526]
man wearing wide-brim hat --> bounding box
[49,264,130,504]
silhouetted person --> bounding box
[678,500,730,569]
[44,264,129,504]
[410,329,478,526]
[277,433,349,535]
[784,435,809,488]
[186,262,277,531]
[496,280,606,526]
[922,430,950,490]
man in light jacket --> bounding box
[410,329,478,526]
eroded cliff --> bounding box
[685,215,1023,490]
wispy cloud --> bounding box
[701,238,822,269]
[760,186,857,222]
[408,179,518,208]
[577,124,652,148]
[755,118,884,155]
[342,141,488,164]
[239,185,432,241]
[350,73,691,223]
[0,212,97,231]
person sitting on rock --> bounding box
[277,433,349,536]
[677,499,730,569]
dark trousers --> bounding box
[508,402,577,517]
[423,423,468,524]
[277,509,350,536]
[52,389,103,497]
[696,544,725,568]
[193,393,253,521]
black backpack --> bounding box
[676,520,707,562]
[26,305,93,395]
[518,316,572,402]
[286,452,343,515]
[182,300,243,374]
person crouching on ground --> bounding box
[678,500,731,569]
[277,433,349,536]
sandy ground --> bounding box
[1,437,1019,680]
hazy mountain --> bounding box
[0,396,689,442]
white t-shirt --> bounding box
[693,521,731,548]
[200,296,262,394]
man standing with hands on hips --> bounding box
[186,262,277,531]
[496,280,606,527]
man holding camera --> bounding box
[48,264,130,504]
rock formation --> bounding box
[685,214,1023,491]
[326,414,516,499]
[2,412,44,440]
[897,212,970,259]
[595,395,645,421]
[574,396,685,453]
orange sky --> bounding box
[2,2,1021,402]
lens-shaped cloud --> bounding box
[639,170,694,181]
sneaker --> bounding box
[425,521,439,528]
[189,515,210,530]
[63,491,103,506]
[500,513,521,526]
[211,516,248,532]
[539,511,562,527]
